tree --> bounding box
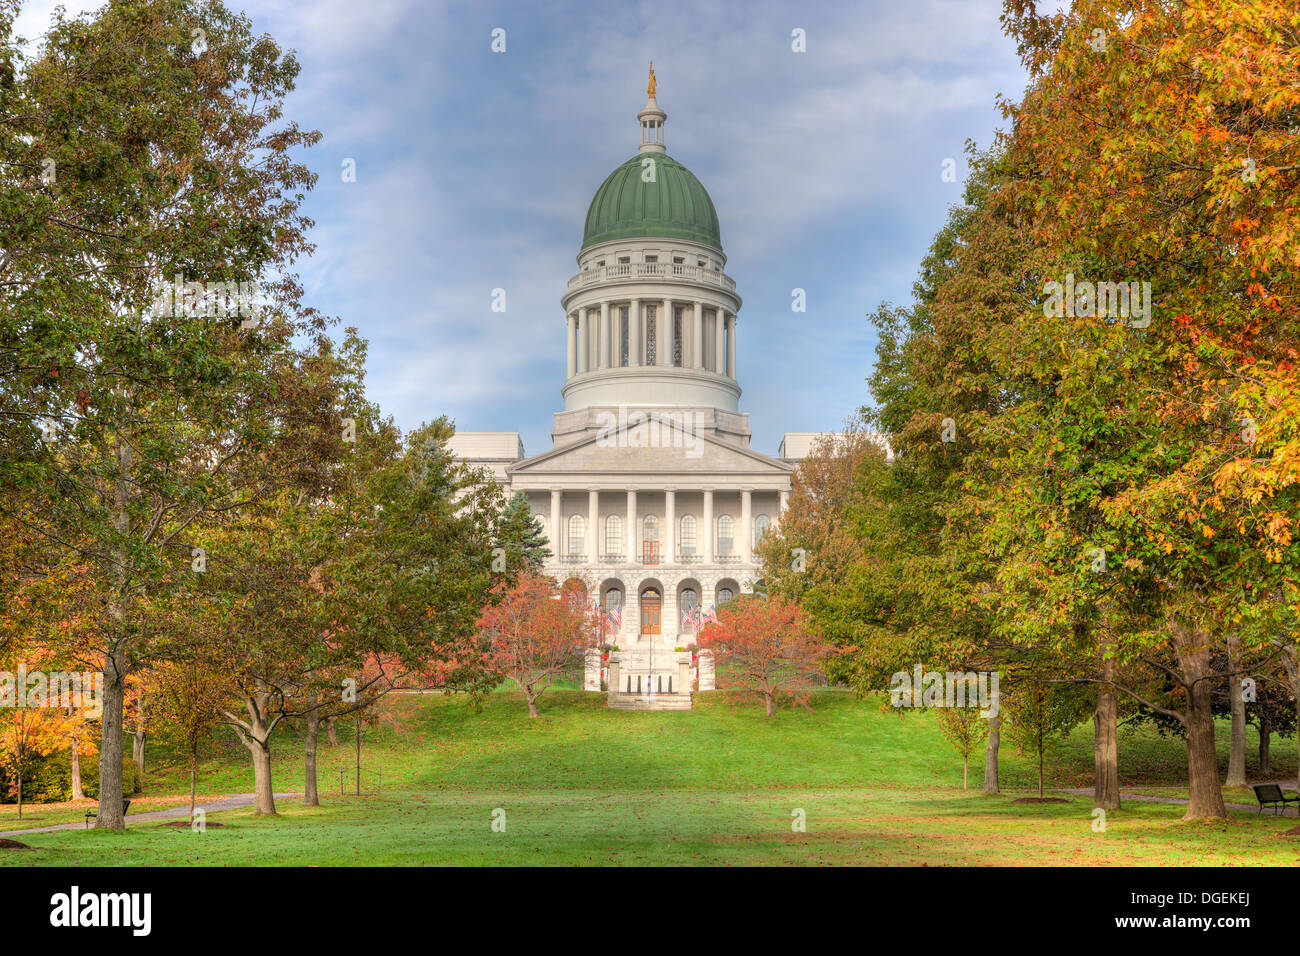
[934,706,989,790]
[479,573,591,718]
[0,0,328,830]
[0,708,68,818]
[150,661,228,824]
[700,596,831,716]
[1002,682,1091,798]
[494,492,550,578]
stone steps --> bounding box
[607,693,693,711]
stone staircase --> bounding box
[607,692,693,711]
[605,638,694,710]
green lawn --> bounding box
[2,688,1296,865]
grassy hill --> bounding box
[1,688,1296,865]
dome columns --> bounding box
[564,297,735,379]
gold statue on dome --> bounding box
[648,62,656,96]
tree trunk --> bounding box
[983,713,1001,794]
[70,742,84,801]
[355,715,362,795]
[304,710,321,807]
[1225,632,1247,787]
[94,646,128,829]
[228,687,278,816]
[962,753,968,790]
[326,716,339,747]
[16,767,22,819]
[189,757,197,822]
[248,740,275,815]
[132,720,146,794]
[1093,659,1121,810]
[1259,712,1272,776]
[1038,746,1044,798]
[526,694,539,718]
[1173,622,1228,820]
[764,693,775,717]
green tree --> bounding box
[494,491,550,578]
[0,0,329,828]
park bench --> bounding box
[84,798,131,828]
[1251,783,1299,815]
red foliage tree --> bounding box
[700,596,830,716]
[478,573,592,717]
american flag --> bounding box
[680,603,696,630]
[607,606,621,630]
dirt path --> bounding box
[1,793,298,837]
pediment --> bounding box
[508,411,792,478]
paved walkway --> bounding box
[0,793,298,837]
[1055,785,1297,817]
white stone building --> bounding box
[449,70,830,708]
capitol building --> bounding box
[449,69,831,707]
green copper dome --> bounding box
[582,153,722,252]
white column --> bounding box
[741,488,752,560]
[727,315,737,379]
[550,490,561,557]
[587,488,599,560]
[626,489,638,563]
[629,299,641,366]
[702,488,714,564]
[717,312,728,374]
[576,310,588,373]
[599,301,611,369]
[665,489,676,564]
[692,301,703,368]
[566,314,577,378]
[659,298,671,366]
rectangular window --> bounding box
[704,312,716,369]
[672,307,683,367]
[645,305,657,365]
[620,307,629,367]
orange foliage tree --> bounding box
[700,596,831,716]
[478,573,593,718]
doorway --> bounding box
[640,588,661,635]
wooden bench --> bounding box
[84,798,131,828]
[1251,784,1299,815]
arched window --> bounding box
[717,515,734,555]
[680,587,698,611]
[642,514,659,562]
[717,586,734,605]
[604,515,623,555]
[605,588,623,611]
[679,514,697,554]
[567,515,585,556]
[753,514,771,543]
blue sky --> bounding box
[18,0,1028,457]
